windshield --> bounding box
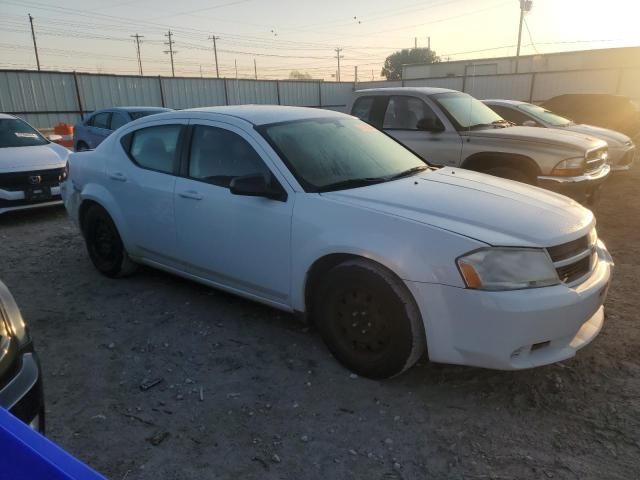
[519,104,573,126]
[0,118,49,148]
[259,117,427,192]
[130,110,167,120]
[432,92,506,129]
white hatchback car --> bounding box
[0,114,70,215]
[62,106,613,378]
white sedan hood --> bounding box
[0,143,69,173]
[561,124,631,148]
[321,167,594,247]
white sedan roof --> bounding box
[183,105,348,126]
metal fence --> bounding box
[360,67,640,104]
[0,69,355,128]
[3,66,640,128]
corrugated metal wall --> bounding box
[77,74,162,111]
[4,66,640,129]
[465,74,532,100]
[162,78,226,109]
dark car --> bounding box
[73,107,172,151]
[0,279,44,432]
[542,94,640,139]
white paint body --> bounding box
[62,106,613,370]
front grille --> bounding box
[585,148,607,174]
[0,168,64,191]
[547,233,595,286]
[556,255,592,283]
[547,236,588,262]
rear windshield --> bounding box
[0,118,49,148]
[130,110,167,120]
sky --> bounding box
[2,0,640,81]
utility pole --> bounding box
[334,47,343,82]
[235,59,238,79]
[164,30,176,77]
[131,33,144,76]
[28,14,40,71]
[414,37,417,49]
[208,34,220,78]
[253,59,258,80]
[515,0,533,73]
[354,65,358,84]
[428,36,431,50]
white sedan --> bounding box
[62,106,613,378]
[0,114,70,215]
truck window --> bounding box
[383,96,439,130]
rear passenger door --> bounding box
[108,119,188,263]
[174,121,293,304]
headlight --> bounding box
[551,157,584,176]
[457,247,560,291]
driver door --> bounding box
[174,121,294,305]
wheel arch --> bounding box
[77,184,132,249]
[461,151,541,178]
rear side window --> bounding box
[126,124,182,174]
[91,112,111,129]
[188,125,269,188]
[352,97,375,122]
[383,96,439,130]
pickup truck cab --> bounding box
[349,88,610,204]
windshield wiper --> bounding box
[385,165,430,180]
[316,177,388,192]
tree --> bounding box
[381,48,440,80]
[289,70,313,80]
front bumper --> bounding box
[537,164,610,204]
[407,242,613,370]
[0,352,45,432]
[0,186,62,215]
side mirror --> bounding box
[522,120,538,127]
[230,173,287,202]
[417,117,445,133]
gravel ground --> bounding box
[0,166,639,480]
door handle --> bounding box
[109,172,127,182]
[179,190,203,200]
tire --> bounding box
[314,259,426,379]
[83,205,136,278]
[76,141,89,152]
[483,166,532,184]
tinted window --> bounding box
[110,112,130,131]
[383,96,438,130]
[130,110,167,120]
[518,104,572,126]
[0,118,48,148]
[91,112,111,130]
[259,117,426,192]
[188,126,269,188]
[352,97,375,122]
[129,124,182,174]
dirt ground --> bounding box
[1,166,639,480]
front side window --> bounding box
[128,124,182,174]
[259,117,427,192]
[188,125,269,188]
[110,112,130,131]
[489,105,533,126]
[0,118,48,148]
[432,92,505,130]
[383,96,439,130]
[518,104,572,127]
[91,112,111,130]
